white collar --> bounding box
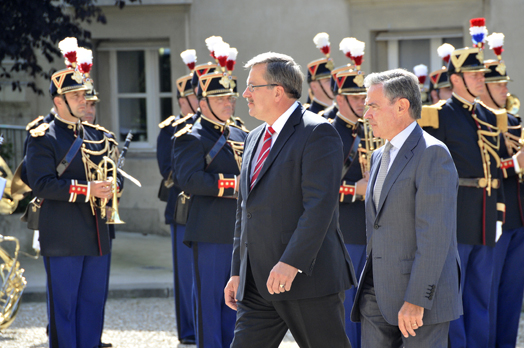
[389,121,417,150]
[267,101,299,134]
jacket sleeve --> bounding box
[157,127,173,180]
[404,143,458,309]
[26,135,89,202]
[279,123,344,275]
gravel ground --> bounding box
[2,297,524,347]
[0,298,299,348]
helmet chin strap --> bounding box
[318,80,334,101]
[186,96,196,114]
[206,98,228,123]
[460,73,479,100]
[485,84,503,109]
[62,94,82,120]
[345,95,362,119]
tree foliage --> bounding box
[0,0,139,95]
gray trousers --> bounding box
[359,270,449,348]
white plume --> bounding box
[180,49,197,64]
[487,32,505,49]
[437,43,455,59]
[413,64,428,77]
[313,32,330,48]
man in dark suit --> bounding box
[224,52,355,348]
[351,69,462,348]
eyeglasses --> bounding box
[247,84,279,93]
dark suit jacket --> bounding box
[231,103,356,302]
[351,124,462,325]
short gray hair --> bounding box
[364,69,422,120]
[244,52,303,99]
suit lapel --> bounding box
[243,125,265,196]
[376,125,423,214]
[249,104,303,191]
[367,150,382,217]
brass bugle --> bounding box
[96,156,124,224]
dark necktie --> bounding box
[373,141,393,210]
[250,126,275,190]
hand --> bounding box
[355,177,369,196]
[398,301,424,338]
[224,276,240,310]
[266,261,298,295]
[91,180,113,199]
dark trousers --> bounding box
[344,243,366,348]
[449,243,494,348]
[489,227,524,348]
[192,242,236,348]
[170,224,195,342]
[231,262,351,348]
[359,269,449,348]
[44,254,110,348]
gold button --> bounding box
[347,124,351,128]
[214,125,219,129]
[68,125,73,129]
[463,105,468,109]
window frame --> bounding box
[101,42,173,150]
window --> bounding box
[102,42,173,148]
[375,29,463,89]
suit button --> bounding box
[374,223,379,229]
[247,213,252,219]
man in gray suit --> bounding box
[350,69,462,347]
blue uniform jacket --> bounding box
[173,115,248,244]
[331,115,366,245]
[26,116,122,256]
[423,95,504,246]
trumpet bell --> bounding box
[106,208,124,224]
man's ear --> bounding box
[335,94,344,106]
[449,74,461,87]
[274,85,285,103]
[397,98,410,116]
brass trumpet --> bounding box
[358,118,385,174]
[96,156,124,224]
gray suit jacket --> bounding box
[351,124,463,325]
[231,104,356,302]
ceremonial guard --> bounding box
[156,49,199,345]
[480,34,524,347]
[305,33,335,114]
[172,48,248,348]
[322,37,367,121]
[418,19,514,347]
[428,44,455,104]
[25,38,123,348]
[330,66,371,348]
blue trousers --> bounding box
[449,243,494,348]
[170,224,195,342]
[192,242,236,348]
[44,254,110,348]
[344,243,366,348]
[489,227,524,348]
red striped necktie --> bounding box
[250,126,275,190]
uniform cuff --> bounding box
[218,174,237,197]
[69,180,89,202]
